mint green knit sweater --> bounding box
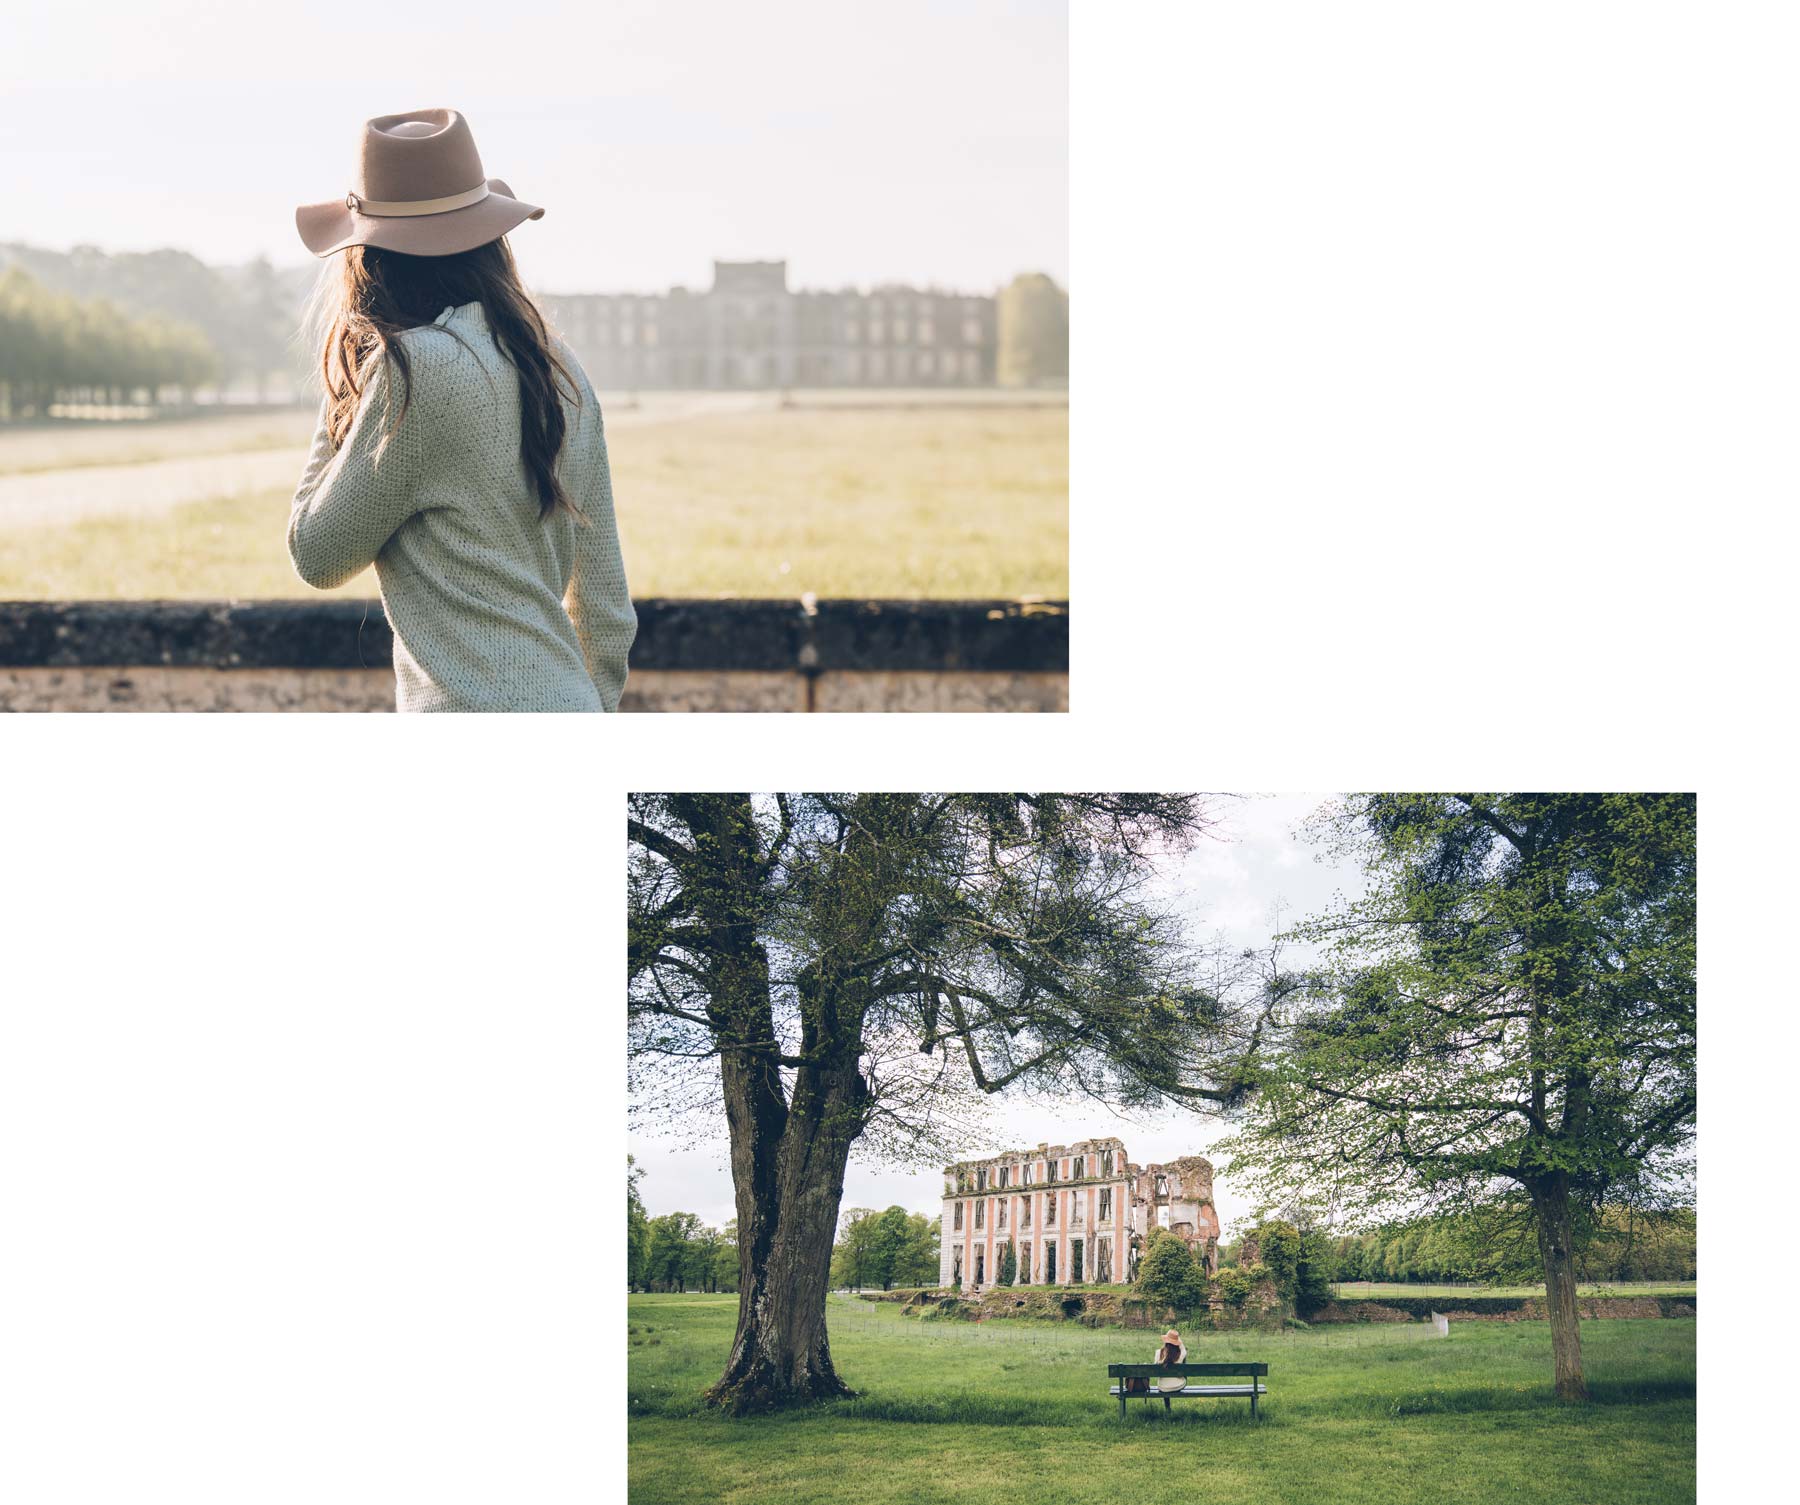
[288,303,635,712]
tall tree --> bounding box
[645,1211,703,1292]
[629,793,1269,1413]
[1226,793,1695,1400]
[830,1208,882,1291]
[626,1156,651,1292]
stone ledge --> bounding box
[0,597,1069,674]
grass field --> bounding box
[628,1293,1694,1505]
[0,395,1067,600]
[1331,1281,1697,1300]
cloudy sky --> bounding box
[0,0,1067,295]
[630,795,1373,1240]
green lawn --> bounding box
[1331,1281,1697,1300]
[0,398,1068,600]
[628,1293,1694,1505]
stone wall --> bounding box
[0,598,1068,713]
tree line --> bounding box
[626,1157,739,1294]
[828,1206,940,1291]
[1326,1204,1696,1286]
[1,242,313,413]
[0,265,220,417]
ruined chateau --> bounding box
[940,1138,1221,1293]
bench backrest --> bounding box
[1107,1362,1269,1378]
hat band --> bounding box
[346,182,491,218]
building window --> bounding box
[919,319,935,345]
[1021,1242,1032,1284]
[1071,1239,1084,1283]
[1046,1242,1057,1282]
[845,322,860,342]
[1101,1151,1113,1177]
[893,319,909,343]
[975,1201,984,1230]
[868,321,885,345]
[953,1202,963,1231]
[1047,1160,1057,1183]
[1047,1197,1056,1226]
[977,1167,986,1192]
[999,1165,1009,1189]
[962,317,983,344]
[1022,1200,1031,1228]
[1099,1188,1111,1221]
[999,1200,1007,1229]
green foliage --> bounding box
[1225,795,1697,1396]
[1240,1221,1333,1316]
[1,241,307,396]
[997,272,1069,387]
[1215,1265,1258,1308]
[1329,1204,1696,1288]
[832,1206,939,1291]
[999,1239,1017,1285]
[0,262,222,413]
[639,1209,738,1293]
[627,1156,651,1292]
[1133,1229,1206,1308]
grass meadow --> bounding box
[1331,1281,1697,1300]
[628,1293,1694,1505]
[0,395,1068,600]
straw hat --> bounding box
[1162,1328,1182,1344]
[296,108,544,258]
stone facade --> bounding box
[939,1138,1222,1294]
[538,260,997,390]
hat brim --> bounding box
[295,177,544,258]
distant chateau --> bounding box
[941,1138,1221,1293]
[537,260,1003,391]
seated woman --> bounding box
[1154,1328,1187,1397]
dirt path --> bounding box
[0,448,310,529]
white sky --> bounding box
[630,795,1372,1241]
[0,0,1067,295]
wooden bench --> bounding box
[1107,1362,1269,1419]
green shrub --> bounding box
[1134,1230,1206,1307]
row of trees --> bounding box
[627,1157,739,1293]
[0,265,219,417]
[2,241,309,406]
[1328,1204,1696,1286]
[828,1206,940,1291]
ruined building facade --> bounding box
[939,1138,1221,1292]
[537,260,998,391]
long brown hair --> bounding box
[314,237,580,518]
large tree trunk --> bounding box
[707,1042,863,1414]
[1530,1173,1589,1402]
[676,795,866,1414]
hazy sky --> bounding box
[630,796,1373,1240]
[0,0,1067,295]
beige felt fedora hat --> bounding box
[296,108,544,258]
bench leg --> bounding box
[1119,1391,1125,1420]
[1251,1387,1258,1420]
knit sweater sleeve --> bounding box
[563,409,637,711]
[288,358,432,590]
